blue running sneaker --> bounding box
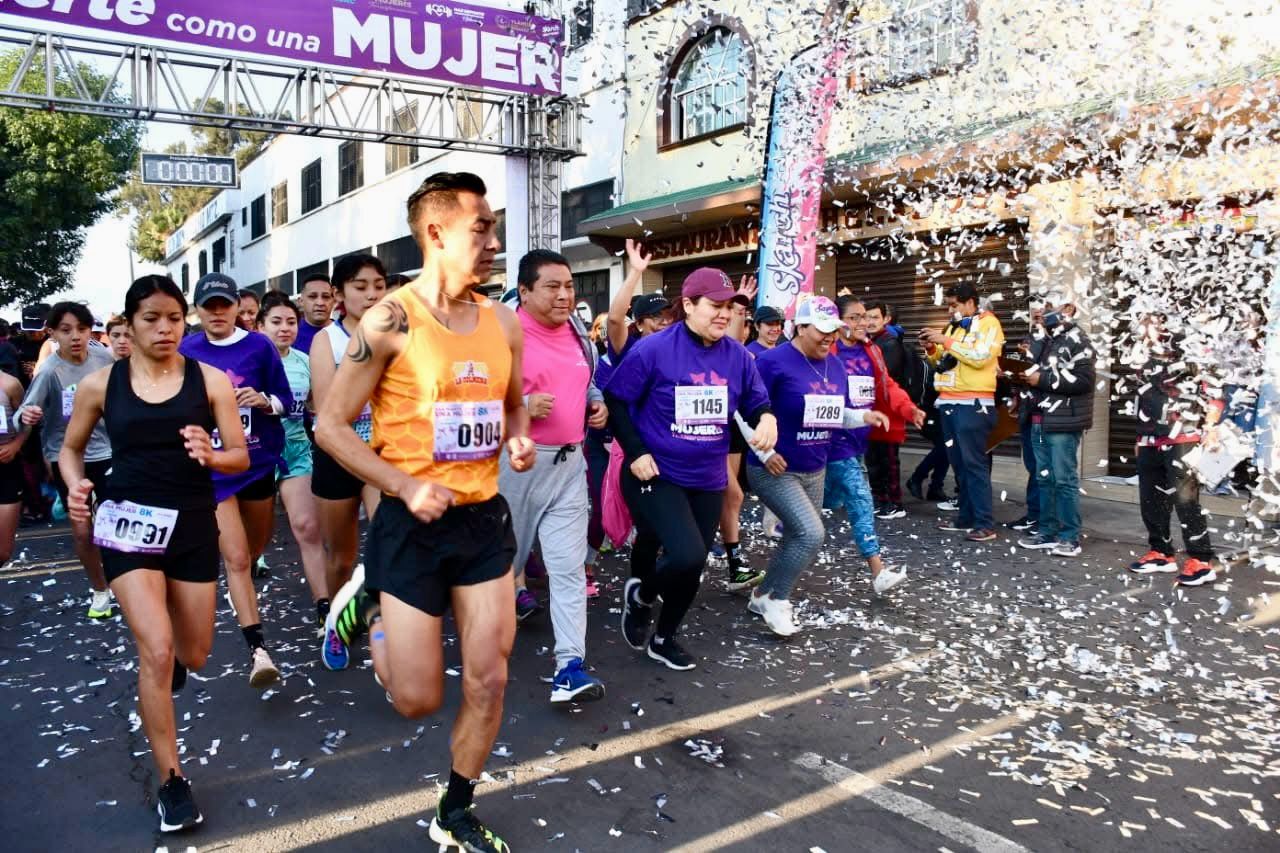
[321,625,349,671]
[549,657,605,704]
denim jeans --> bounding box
[1030,425,1081,543]
[823,456,880,558]
[745,466,825,599]
[940,403,996,529]
[1019,419,1040,523]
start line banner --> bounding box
[0,0,563,96]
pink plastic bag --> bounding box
[601,439,633,547]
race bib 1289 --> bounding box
[803,394,845,428]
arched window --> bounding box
[666,27,749,145]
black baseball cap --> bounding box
[193,273,240,307]
[632,293,670,320]
[754,305,784,325]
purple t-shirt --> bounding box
[179,329,294,502]
[750,343,853,474]
[293,319,327,355]
[604,323,769,491]
[829,340,875,462]
[746,341,771,358]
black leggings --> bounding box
[620,469,723,641]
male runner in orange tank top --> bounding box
[316,172,534,853]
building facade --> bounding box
[164,1,627,315]
[581,0,1280,481]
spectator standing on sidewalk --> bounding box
[864,302,916,520]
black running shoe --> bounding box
[171,658,187,693]
[726,557,765,592]
[157,770,203,832]
[429,805,510,852]
[647,635,696,671]
[620,577,652,650]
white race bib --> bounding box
[92,500,179,555]
[0,404,8,436]
[803,394,845,428]
[433,401,503,461]
[288,398,307,419]
[211,407,253,449]
[847,375,875,406]
[61,386,76,420]
[354,403,373,442]
[674,385,729,426]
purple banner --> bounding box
[1,0,563,96]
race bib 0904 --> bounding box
[92,500,178,555]
[433,401,503,461]
[803,394,845,428]
[674,385,728,426]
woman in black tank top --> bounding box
[57,276,251,835]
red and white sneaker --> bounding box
[1176,558,1218,587]
[1127,550,1177,574]
[585,567,600,599]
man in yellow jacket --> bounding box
[918,283,1004,541]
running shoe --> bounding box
[1176,558,1218,587]
[906,477,924,500]
[646,635,696,671]
[620,578,652,650]
[749,592,800,637]
[1052,541,1082,557]
[965,528,997,542]
[1127,550,1177,574]
[249,647,280,689]
[430,805,511,853]
[936,519,970,532]
[872,567,907,595]
[252,555,270,579]
[321,626,350,671]
[549,657,605,704]
[328,564,370,647]
[936,499,959,512]
[1018,534,1057,551]
[171,658,187,693]
[1007,515,1038,532]
[585,568,600,600]
[726,559,765,592]
[87,588,113,619]
[876,504,907,520]
[157,770,203,833]
[515,588,540,621]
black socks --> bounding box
[241,623,265,653]
[316,598,331,623]
[439,768,476,815]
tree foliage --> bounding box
[120,105,269,263]
[0,49,141,308]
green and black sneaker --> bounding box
[726,557,765,592]
[326,564,376,648]
[429,805,511,852]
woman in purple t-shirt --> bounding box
[746,296,887,637]
[604,268,777,671]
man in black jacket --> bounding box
[866,302,910,518]
[1015,304,1095,557]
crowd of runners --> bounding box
[9,171,1235,852]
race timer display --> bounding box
[141,153,238,188]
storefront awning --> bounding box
[578,178,760,239]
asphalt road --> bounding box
[1,494,1277,852]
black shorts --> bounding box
[365,494,515,617]
[100,507,221,584]
[52,458,112,508]
[311,444,364,501]
[0,455,22,504]
[729,419,749,455]
[233,469,276,503]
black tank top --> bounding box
[103,357,216,512]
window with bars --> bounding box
[250,195,266,239]
[561,180,614,240]
[851,0,977,92]
[570,1,594,48]
[271,182,288,227]
[573,269,610,317]
[666,27,749,145]
[339,141,363,196]
[386,103,420,173]
[301,159,322,214]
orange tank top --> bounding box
[372,287,511,505]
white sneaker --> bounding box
[87,588,114,619]
[937,499,959,512]
[249,647,280,689]
[872,567,907,595]
[749,592,799,637]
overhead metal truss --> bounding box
[0,25,581,159]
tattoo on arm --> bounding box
[348,327,373,363]
[369,301,409,335]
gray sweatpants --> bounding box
[499,444,589,671]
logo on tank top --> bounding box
[452,361,490,385]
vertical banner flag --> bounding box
[755,35,848,317]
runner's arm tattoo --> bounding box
[368,301,409,335]
[347,327,373,363]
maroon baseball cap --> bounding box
[681,268,749,305]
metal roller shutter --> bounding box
[835,220,1031,458]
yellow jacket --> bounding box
[925,311,1004,400]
